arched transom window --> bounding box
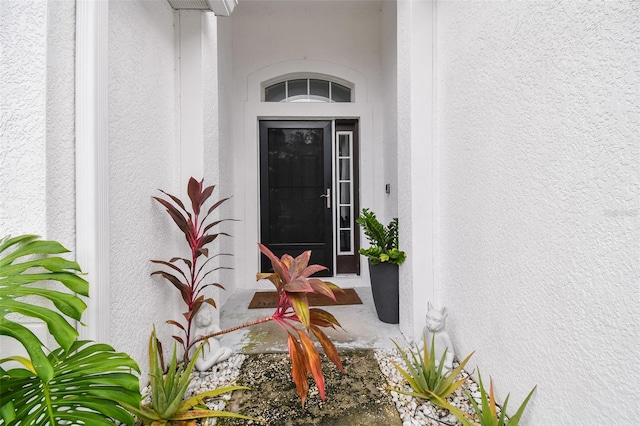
[263,77,352,103]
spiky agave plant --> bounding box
[119,327,261,425]
[453,369,537,426]
[389,336,474,409]
[152,177,233,360]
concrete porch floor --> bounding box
[219,287,409,354]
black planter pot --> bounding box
[368,260,399,324]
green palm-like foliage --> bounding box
[389,336,474,408]
[0,234,88,381]
[356,208,406,265]
[0,340,141,425]
[0,234,142,425]
[120,328,260,425]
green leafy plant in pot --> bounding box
[356,208,406,266]
[356,208,406,324]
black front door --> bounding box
[259,121,333,276]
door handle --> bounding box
[320,188,331,209]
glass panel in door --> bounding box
[260,121,333,276]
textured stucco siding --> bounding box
[0,0,75,243]
[45,0,76,249]
[213,16,235,308]
[437,1,640,424]
[108,0,181,369]
[397,0,436,340]
[1,0,76,357]
[0,0,48,236]
[382,1,398,234]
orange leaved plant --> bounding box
[153,178,347,406]
[257,243,346,406]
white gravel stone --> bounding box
[183,354,246,426]
[144,349,495,426]
[374,348,484,426]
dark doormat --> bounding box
[218,350,402,426]
[248,288,363,309]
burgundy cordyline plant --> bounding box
[154,178,346,405]
[151,178,232,360]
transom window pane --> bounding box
[264,82,286,102]
[331,83,351,103]
[287,79,307,102]
[264,78,352,103]
[309,79,330,102]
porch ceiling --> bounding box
[166,0,237,16]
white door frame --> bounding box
[235,60,378,291]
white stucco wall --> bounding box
[1,0,76,358]
[172,10,230,325]
[228,0,386,290]
[0,0,48,237]
[381,1,398,223]
[437,1,640,424]
[45,0,76,249]
[202,12,224,316]
[215,16,236,307]
[2,0,231,372]
[108,0,181,367]
[0,0,75,245]
[397,0,436,340]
